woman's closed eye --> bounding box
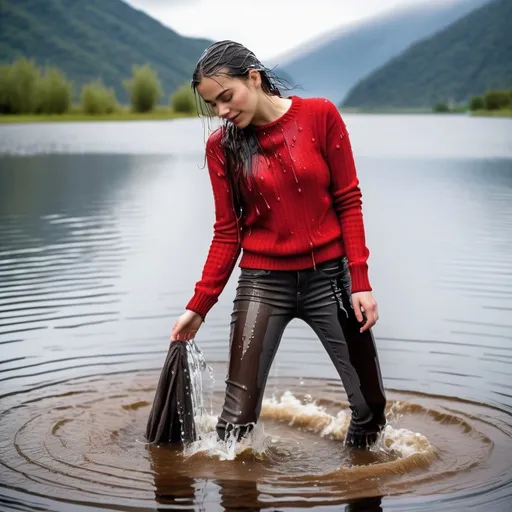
[212,96,232,108]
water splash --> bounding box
[181,345,434,463]
[260,391,435,458]
[185,339,210,435]
[182,339,271,460]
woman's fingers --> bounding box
[352,296,364,323]
[360,301,378,333]
[352,292,379,333]
[170,328,196,342]
[170,320,179,341]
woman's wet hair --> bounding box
[191,40,294,217]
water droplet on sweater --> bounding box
[298,188,302,193]
[312,138,316,142]
[290,230,295,235]
[277,196,281,201]
[260,175,264,181]
[336,145,340,150]
[292,136,297,141]
[298,127,303,132]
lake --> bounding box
[0,113,511,511]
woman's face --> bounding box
[195,70,261,128]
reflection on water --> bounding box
[0,115,511,511]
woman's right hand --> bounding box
[170,310,203,342]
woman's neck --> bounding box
[251,95,292,126]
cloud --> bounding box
[123,0,440,60]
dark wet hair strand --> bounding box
[191,40,295,217]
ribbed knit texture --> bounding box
[186,96,371,319]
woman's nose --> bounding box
[217,104,229,118]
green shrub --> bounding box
[1,58,41,114]
[81,80,118,114]
[124,64,162,113]
[484,90,511,110]
[469,96,484,110]
[170,85,196,113]
[35,67,72,114]
[433,102,449,113]
[0,65,11,114]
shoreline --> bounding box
[0,108,194,124]
[470,109,512,118]
[339,107,512,117]
[2,108,511,125]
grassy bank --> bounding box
[0,106,194,124]
[339,107,512,117]
[339,107,433,114]
[471,109,512,118]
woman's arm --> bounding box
[322,100,371,293]
[185,130,242,320]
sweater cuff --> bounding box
[186,292,218,321]
[349,263,372,293]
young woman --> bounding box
[170,40,387,449]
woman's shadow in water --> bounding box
[148,444,383,511]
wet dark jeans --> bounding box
[216,257,387,449]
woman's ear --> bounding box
[248,69,262,89]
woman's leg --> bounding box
[216,269,295,441]
[299,258,387,448]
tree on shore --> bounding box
[81,80,119,114]
[124,64,162,113]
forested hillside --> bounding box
[342,0,512,108]
[0,0,212,102]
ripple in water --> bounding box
[0,361,510,511]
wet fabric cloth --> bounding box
[146,341,196,444]
[216,257,387,449]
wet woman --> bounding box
[170,40,387,449]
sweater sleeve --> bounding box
[322,100,372,293]
[185,131,242,319]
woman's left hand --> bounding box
[351,291,379,333]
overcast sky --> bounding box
[125,0,454,60]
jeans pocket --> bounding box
[240,268,271,278]
[317,258,345,279]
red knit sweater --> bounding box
[186,96,371,319]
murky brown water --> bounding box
[0,115,511,511]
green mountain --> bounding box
[0,0,212,103]
[342,0,512,108]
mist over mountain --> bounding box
[272,0,490,104]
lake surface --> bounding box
[0,114,511,511]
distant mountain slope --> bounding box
[342,0,512,108]
[0,0,212,103]
[272,0,490,104]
